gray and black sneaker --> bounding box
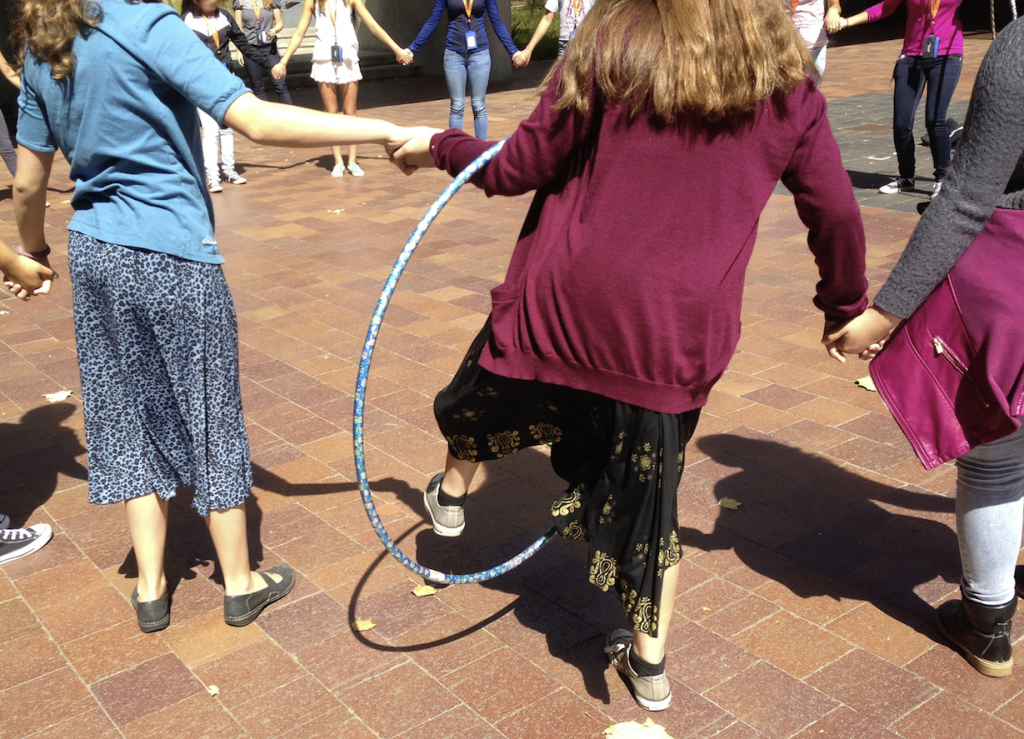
[0,524,52,566]
[605,629,672,711]
[423,472,465,537]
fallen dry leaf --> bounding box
[412,585,437,597]
[206,684,220,697]
[61,199,71,204]
[604,718,673,738]
[718,497,742,510]
[352,618,376,632]
[854,375,877,392]
[43,390,72,403]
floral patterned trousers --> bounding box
[434,320,702,636]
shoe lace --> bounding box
[0,527,34,542]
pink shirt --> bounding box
[866,0,964,56]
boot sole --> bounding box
[936,613,1013,678]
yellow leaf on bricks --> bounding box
[351,619,376,632]
[604,719,674,738]
[412,585,437,597]
[718,497,742,510]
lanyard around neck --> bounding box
[791,0,798,11]
[462,0,473,20]
[572,0,583,19]
[930,0,941,17]
[252,0,261,22]
[327,0,337,26]
[203,13,220,50]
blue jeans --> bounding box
[443,48,490,140]
[956,420,1024,606]
[892,54,962,182]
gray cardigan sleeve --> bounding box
[873,20,1024,319]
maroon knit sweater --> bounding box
[431,78,869,414]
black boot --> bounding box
[1015,566,1024,598]
[935,589,1015,678]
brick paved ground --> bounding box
[1,33,1019,739]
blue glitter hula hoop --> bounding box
[353,140,558,585]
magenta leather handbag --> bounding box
[870,208,1024,470]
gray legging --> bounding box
[0,114,16,175]
[957,419,1024,606]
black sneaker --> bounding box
[879,177,914,194]
[0,524,53,565]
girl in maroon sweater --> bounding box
[394,0,868,711]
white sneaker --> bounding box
[346,162,365,177]
[331,163,347,178]
[879,177,914,194]
[932,181,942,200]
[0,524,52,565]
[208,178,223,193]
[223,169,247,185]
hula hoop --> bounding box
[353,140,558,585]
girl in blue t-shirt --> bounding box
[11,0,430,635]
[404,0,525,140]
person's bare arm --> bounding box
[224,91,427,150]
[14,146,52,255]
[824,0,842,33]
[271,7,284,37]
[0,50,19,90]
[517,11,555,67]
[351,0,409,63]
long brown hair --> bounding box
[551,0,815,122]
[11,0,102,80]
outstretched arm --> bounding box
[352,0,413,64]
[408,0,446,54]
[518,11,555,67]
[276,0,314,67]
[484,0,520,57]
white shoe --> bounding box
[208,178,223,193]
[331,163,347,178]
[879,177,914,194]
[0,524,52,565]
[346,162,365,177]
[223,169,247,185]
[932,181,942,200]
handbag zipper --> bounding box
[933,336,991,408]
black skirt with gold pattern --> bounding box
[434,319,701,637]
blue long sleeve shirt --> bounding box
[409,0,518,56]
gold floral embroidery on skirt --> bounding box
[476,385,501,398]
[453,408,484,422]
[562,521,586,540]
[589,550,620,591]
[487,430,521,457]
[445,434,478,461]
[631,597,657,634]
[551,488,582,516]
[529,422,563,444]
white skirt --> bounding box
[311,58,362,85]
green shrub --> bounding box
[511,0,560,60]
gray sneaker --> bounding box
[605,629,672,711]
[423,472,465,537]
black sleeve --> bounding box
[225,11,274,68]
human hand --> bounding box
[268,29,277,39]
[824,8,842,33]
[512,50,530,68]
[396,48,414,65]
[389,127,444,175]
[2,252,55,301]
[823,307,902,362]
[271,62,286,79]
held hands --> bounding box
[387,127,444,175]
[824,8,843,33]
[396,48,414,65]
[2,253,55,301]
[822,306,902,363]
[512,50,530,68]
[271,62,287,80]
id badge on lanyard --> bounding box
[569,0,583,38]
[463,0,477,49]
[327,0,343,62]
[925,0,941,59]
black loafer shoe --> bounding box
[130,587,170,633]
[223,564,295,627]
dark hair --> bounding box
[11,0,102,79]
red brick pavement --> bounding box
[2,35,1021,738]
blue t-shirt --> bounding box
[17,0,249,264]
[409,0,518,56]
